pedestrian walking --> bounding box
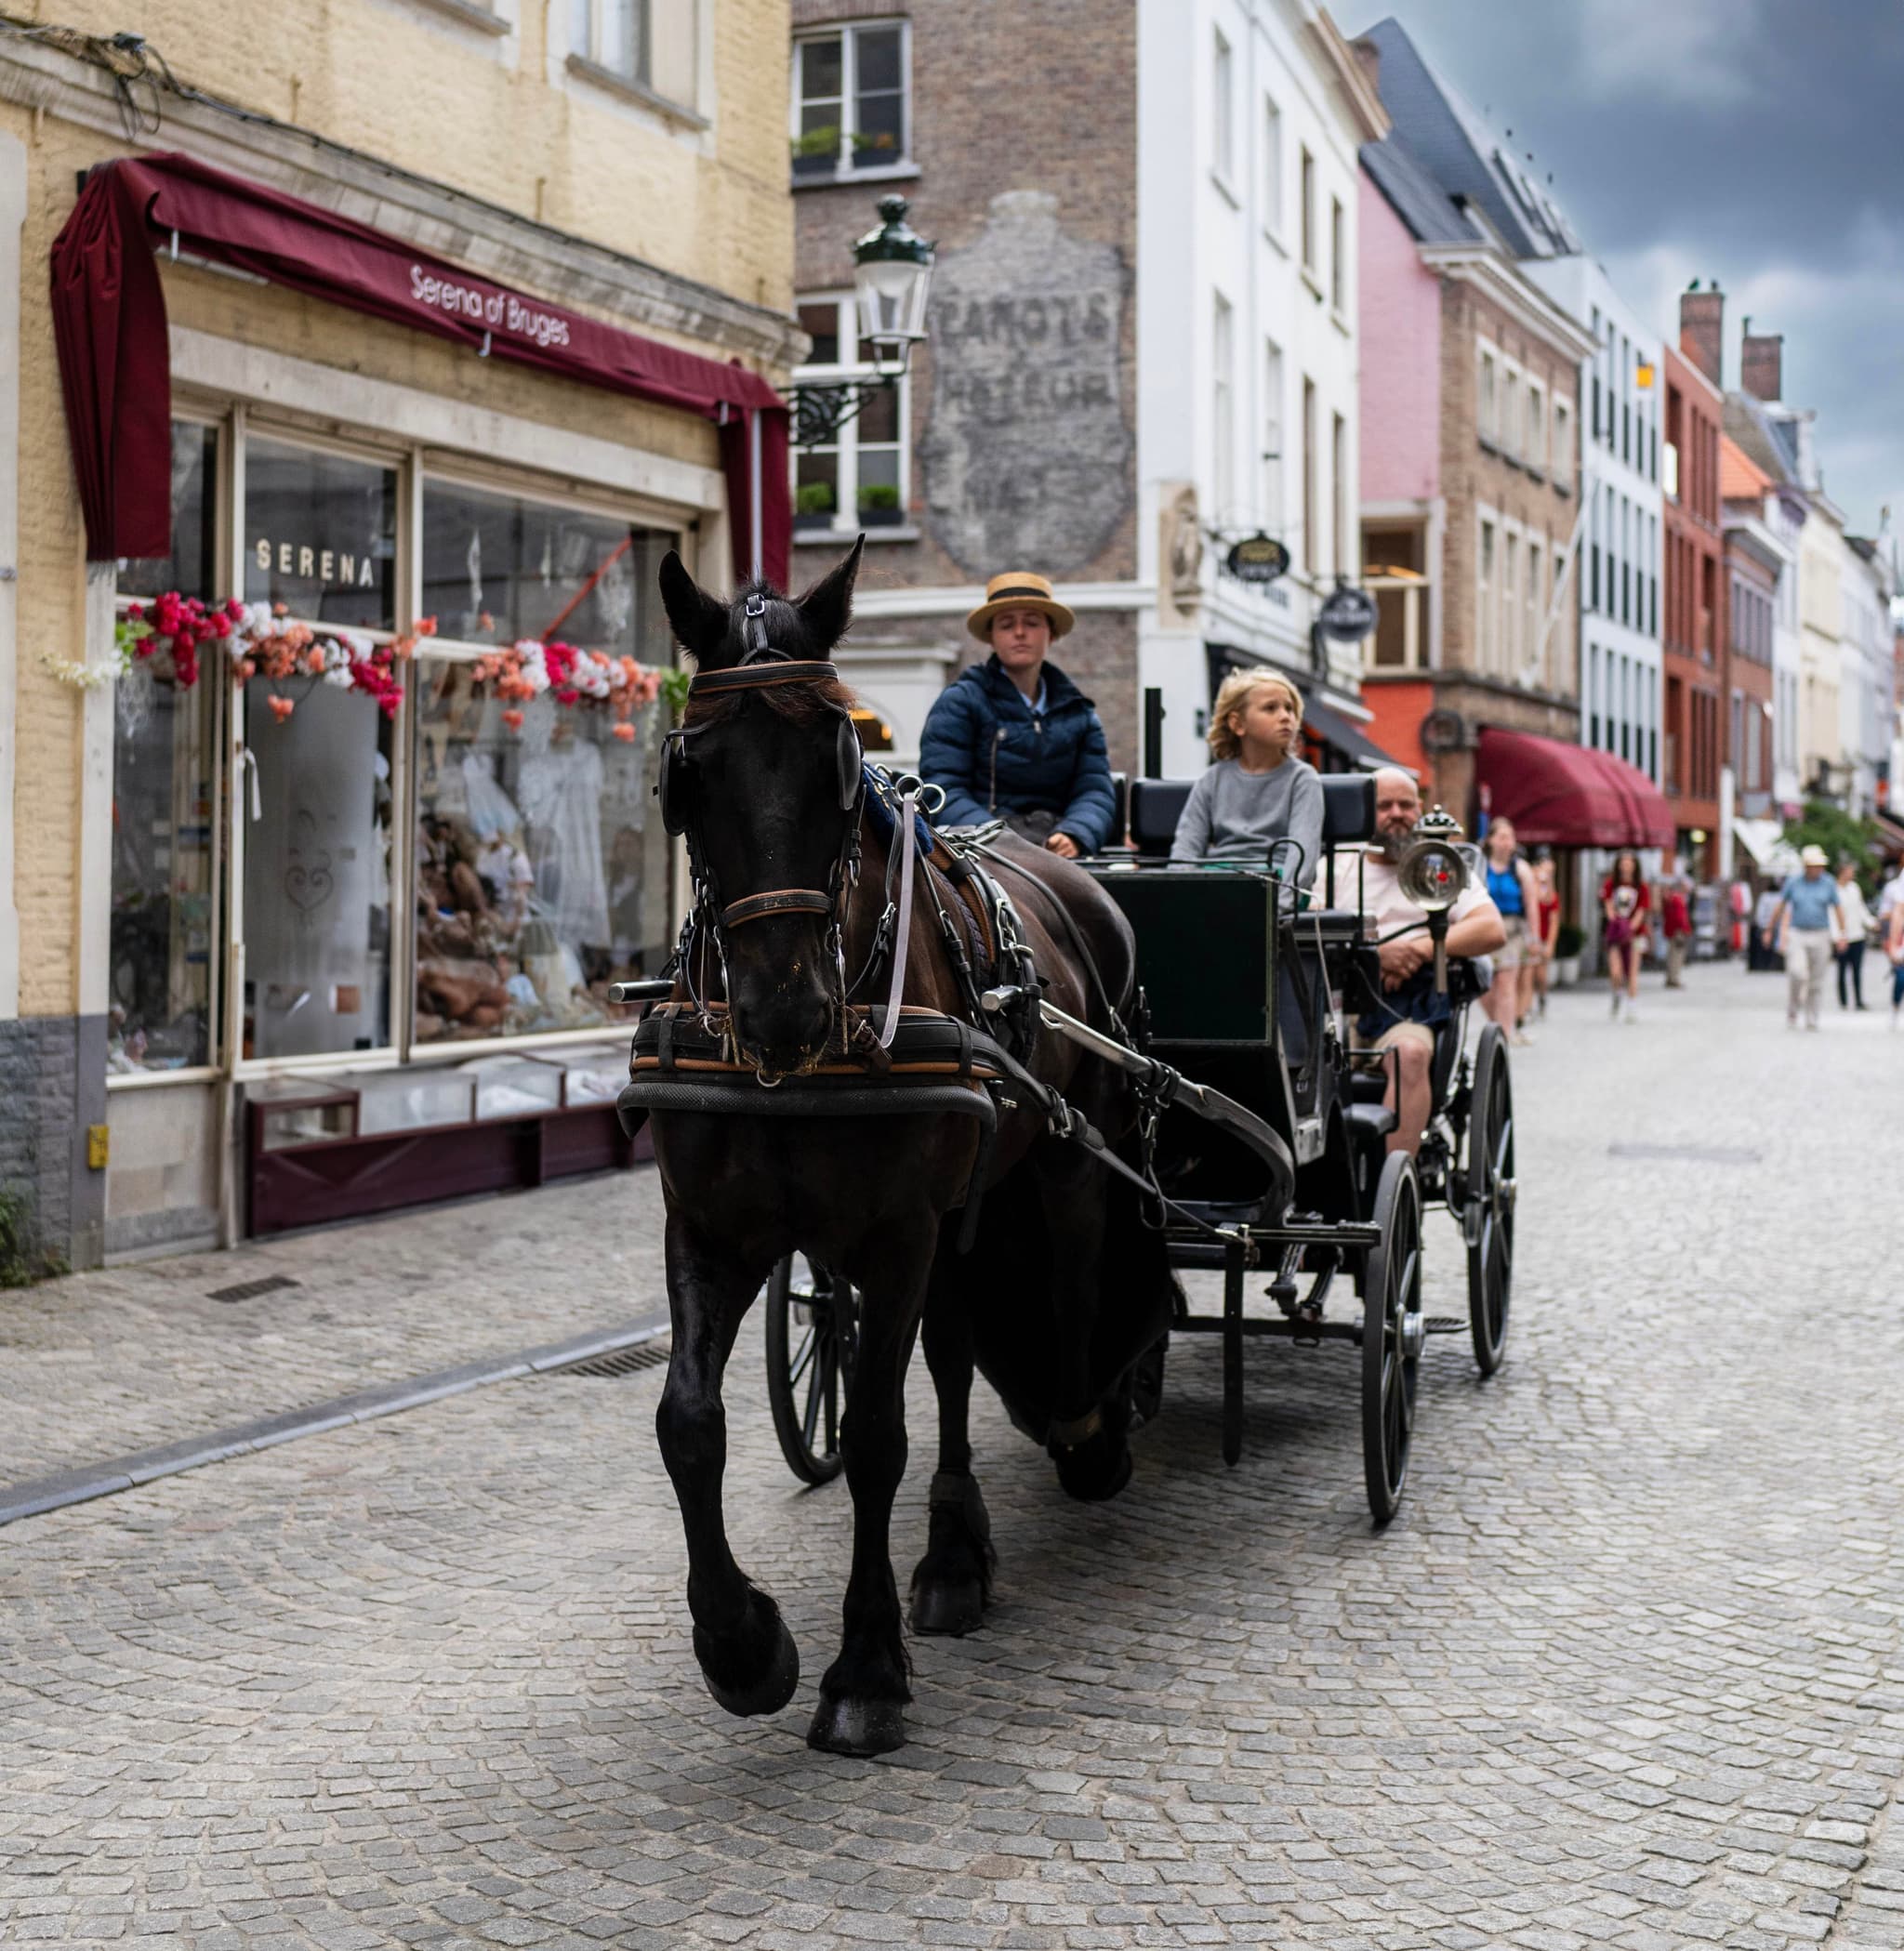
[1889,893,1904,1028]
[1530,849,1561,1019]
[1659,859,1695,989]
[1480,817,1539,1045]
[1601,851,1650,1022]
[1772,845,1844,1031]
[1751,876,1783,971]
[1834,861,1873,1011]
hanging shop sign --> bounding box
[1316,583,1380,641]
[1420,707,1470,755]
[1223,533,1291,586]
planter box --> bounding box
[856,505,906,528]
[793,511,839,534]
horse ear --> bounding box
[658,550,733,666]
[795,535,864,653]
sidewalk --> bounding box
[0,1167,669,1487]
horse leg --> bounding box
[909,1259,995,1638]
[808,1222,935,1757]
[654,1212,800,1719]
[1038,1140,1132,1503]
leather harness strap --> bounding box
[689,659,840,694]
[721,888,835,928]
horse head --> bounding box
[658,539,866,1080]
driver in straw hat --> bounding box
[918,572,1117,859]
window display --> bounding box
[412,674,668,1044]
[108,667,218,1072]
[245,436,397,629]
[242,679,394,1060]
[421,481,668,654]
[119,421,218,601]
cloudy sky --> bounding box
[1360,0,1904,538]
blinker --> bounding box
[658,731,692,837]
[837,715,863,812]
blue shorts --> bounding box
[1355,967,1452,1046]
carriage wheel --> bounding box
[1361,1152,1423,1525]
[763,1255,860,1486]
[1464,1026,1515,1378]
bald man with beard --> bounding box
[1355,768,1506,1155]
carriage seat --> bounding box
[1126,771,1377,861]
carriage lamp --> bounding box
[793,198,936,451]
[1397,806,1471,995]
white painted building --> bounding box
[1523,257,1663,782]
[1135,0,1389,774]
[1841,534,1893,817]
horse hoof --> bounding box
[695,1612,800,1719]
[807,1694,907,1757]
[910,1576,985,1638]
[1054,1436,1132,1503]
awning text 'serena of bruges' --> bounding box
[1476,726,1676,850]
[49,152,790,585]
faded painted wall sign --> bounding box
[919,192,1131,576]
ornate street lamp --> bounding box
[793,196,935,451]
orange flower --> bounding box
[501,707,524,732]
[415,616,438,638]
[267,694,296,722]
[304,648,326,674]
[235,658,256,681]
[611,720,637,743]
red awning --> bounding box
[1476,727,1675,850]
[51,153,790,585]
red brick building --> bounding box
[1662,320,1726,877]
[1720,434,1778,824]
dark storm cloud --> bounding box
[1361,1,1904,534]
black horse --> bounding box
[642,540,1173,1756]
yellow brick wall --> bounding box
[23,0,795,318]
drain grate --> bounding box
[1607,1141,1762,1166]
[207,1274,300,1304]
[550,1338,671,1379]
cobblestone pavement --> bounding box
[6,964,1904,1950]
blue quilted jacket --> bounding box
[918,655,1117,854]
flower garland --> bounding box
[78,591,681,731]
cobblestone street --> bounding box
[6,965,1904,1950]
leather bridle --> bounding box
[662,599,866,1075]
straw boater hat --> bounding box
[1800,844,1830,867]
[965,571,1076,642]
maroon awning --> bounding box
[1477,727,1675,850]
[51,152,790,585]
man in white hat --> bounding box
[918,572,1116,858]
[1771,845,1844,1030]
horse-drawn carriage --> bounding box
[756,770,1515,1525]
[617,542,1515,1756]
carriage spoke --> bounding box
[801,1336,828,1449]
[787,1325,817,1389]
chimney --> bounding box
[1351,35,1381,102]
[1679,285,1724,387]
[1741,328,1784,403]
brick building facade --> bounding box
[1661,335,1726,876]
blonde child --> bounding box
[1169,669,1324,890]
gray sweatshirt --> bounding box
[1169,757,1324,887]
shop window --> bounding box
[112,420,222,1075]
[245,437,397,631]
[242,681,395,1061]
[421,481,657,653]
[791,292,908,535]
[791,22,908,179]
[119,422,219,601]
[412,678,663,1046]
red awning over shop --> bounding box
[1476,727,1675,850]
[50,152,790,584]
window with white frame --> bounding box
[570,0,698,108]
[1525,540,1543,680]
[1478,346,1499,444]
[1212,293,1235,515]
[1329,198,1345,314]
[1300,147,1316,273]
[1501,368,1521,462]
[1331,411,1347,577]
[1301,376,1316,573]
[1525,378,1546,473]
[1263,95,1283,239]
[791,21,908,178]
[1478,518,1496,669]
[1501,531,1519,674]
[1553,397,1573,491]
[792,292,908,532]
[1212,30,1234,185]
[1263,337,1284,532]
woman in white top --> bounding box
[1834,861,1873,1010]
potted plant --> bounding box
[794,481,837,533]
[850,129,900,168]
[857,482,904,528]
[1551,920,1583,988]
[790,125,840,179]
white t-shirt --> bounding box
[1356,850,1496,943]
[1837,879,1873,941]
[1876,875,1904,921]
